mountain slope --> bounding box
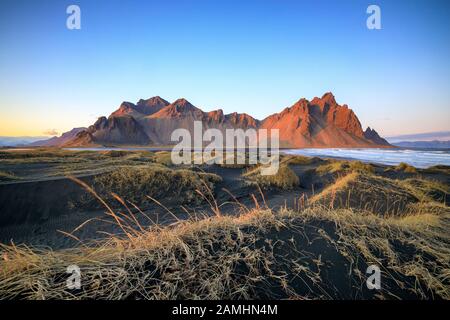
[29,128,86,147]
[65,116,151,147]
[260,93,388,147]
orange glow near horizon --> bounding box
[0,114,88,137]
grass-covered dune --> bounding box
[244,164,300,190]
[0,149,222,225]
[72,164,222,209]
[0,148,176,182]
[1,202,449,299]
[310,171,449,216]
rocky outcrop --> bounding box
[364,127,390,146]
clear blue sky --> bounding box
[0,0,449,136]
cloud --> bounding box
[43,129,59,136]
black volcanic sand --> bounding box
[0,149,448,249]
[0,165,302,248]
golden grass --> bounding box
[394,162,417,173]
[309,171,446,216]
[99,150,130,158]
[1,198,449,299]
[153,151,172,166]
[244,165,299,190]
[0,149,160,182]
[316,160,375,175]
[77,164,222,207]
[400,178,449,204]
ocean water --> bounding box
[65,147,450,169]
[283,148,450,168]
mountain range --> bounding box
[392,140,450,149]
[0,136,48,147]
[386,131,450,143]
[32,93,391,148]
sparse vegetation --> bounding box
[400,178,449,204]
[316,160,375,175]
[244,165,299,190]
[394,162,417,173]
[282,155,320,166]
[1,198,449,299]
[216,152,255,169]
[0,148,161,182]
[84,165,222,207]
[310,171,437,216]
[423,165,450,175]
[153,151,172,166]
[0,148,105,162]
[0,170,18,182]
[100,150,129,158]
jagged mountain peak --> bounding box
[320,92,337,104]
[364,126,389,145]
[172,98,195,108]
[149,98,202,118]
[137,96,170,107]
[112,97,170,117]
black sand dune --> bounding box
[0,149,449,300]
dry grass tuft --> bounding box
[309,171,435,216]
[423,165,450,175]
[394,162,418,173]
[400,178,449,204]
[244,165,299,190]
[153,151,173,166]
[316,160,375,176]
[100,150,130,158]
[77,165,222,208]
